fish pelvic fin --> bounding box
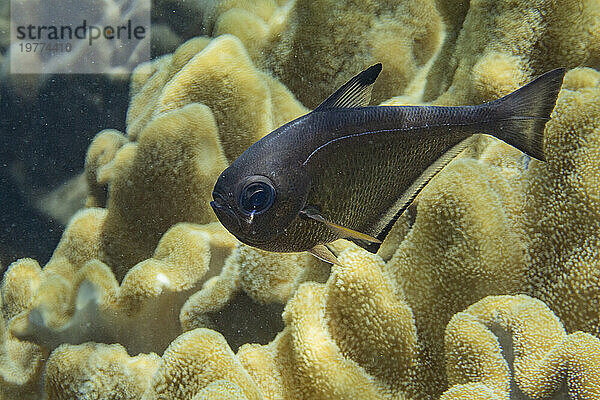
[314,63,382,111]
[309,244,342,265]
[301,207,382,244]
[490,68,566,161]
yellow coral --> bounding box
[425,0,600,104]
[142,328,261,400]
[0,264,44,400]
[208,0,443,107]
[385,156,529,396]
[8,218,237,354]
[84,129,127,208]
[238,247,420,399]
[44,207,106,280]
[183,245,417,399]
[1,259,41,321]
[3,2,600,399]
[101,34,306,275]
[523,67,600,336]
[376,68,600,398]
[378,69,599,397]
[180,250,242,334]
[154,37,271,162]
[127,37,212,140]
[214,9,269,61]
[237,245,328,305]
[44,342,160,400]
[441,295,600,399]
[180,243,329,351]
[193,380,250,400]
[102,103,228,274]
[1,33,309,397]
[128,34,306,161]
[471,52,527,102]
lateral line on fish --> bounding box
[302,121,475,166]
[505,116,550,120]
[302,112,551,167]
[210,65,565,256]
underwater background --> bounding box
[0,0,599,399]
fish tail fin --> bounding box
[490,68,566,161]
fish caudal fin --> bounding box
[491,68,566,161]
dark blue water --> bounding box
[0,75,129,270]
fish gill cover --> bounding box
[0,0,599,399]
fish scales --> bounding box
[211,65,566,263]
[297,105,490,251]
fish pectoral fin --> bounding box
[308,244,342,265]
[314,63,382,111]
[300,208,382,244]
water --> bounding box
[0,1,598,399]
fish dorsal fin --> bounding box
[308,244,342,265]
[300,207,382,244]
[314,63,382,111]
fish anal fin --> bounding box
[308,244,342,265]
[372,136,477,252]
[301,207,382,243]
[314,64,382,111]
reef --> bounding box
[1,0,600,399]
[441,295,600,399]
[201,0,444,107]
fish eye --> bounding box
[239,177,275,215]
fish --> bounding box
[210,64,566,265]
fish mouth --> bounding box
[211,191,281,247]
[211,191,227,209]
[211,191,240,229]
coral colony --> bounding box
[1,0,599,399]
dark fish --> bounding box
[211,64,566,264]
